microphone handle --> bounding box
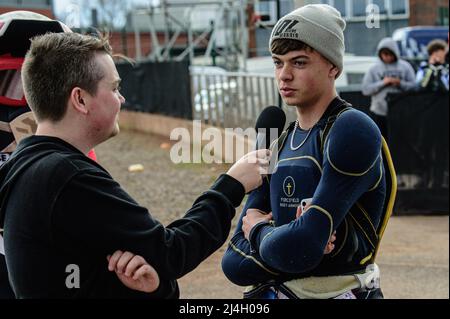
[255,132,267,151]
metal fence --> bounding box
[190,69,281,128]
[189,71,371,129]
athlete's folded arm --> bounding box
[222,179,280,286]
[249,110,383,274]
[222,228,281,286]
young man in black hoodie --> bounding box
[0,32,270,298]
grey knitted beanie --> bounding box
[269,4,346,77]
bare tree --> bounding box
[96,0,134,30]
[55,0,139,31]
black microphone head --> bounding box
[255,106,286,149]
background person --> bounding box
[362,37,416,140]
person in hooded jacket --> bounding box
[362,37,416,140]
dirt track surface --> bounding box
[96,129,449,299]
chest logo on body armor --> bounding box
[283,176,296,197]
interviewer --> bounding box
[0,32,270,298]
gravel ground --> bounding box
[96,129,231,223]
[95,129,449,299]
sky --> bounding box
[52,0,160,28]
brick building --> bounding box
[108,31,190,60]
[409,0,449,26]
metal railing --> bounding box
[190,69,281,128]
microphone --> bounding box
[255,106,286,150]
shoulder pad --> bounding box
[326,110,382,175]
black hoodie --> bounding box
[0,135,245,298]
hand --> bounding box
[383,77,394,86]
[390,77,401,86]
[383,77,400,86]
[227,149,271,193]
[324,231,337,254]
[107,250,160,293]
[242,209,273,240]
[295,206,337,254]
[295,202,310,219]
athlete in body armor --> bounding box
[222,4,397,299]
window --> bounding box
[317,0,410,21]
[351,0,367,17]
[333,0,347,17]
[390,0,407,15]
[341,0,408,20]
[438,7,449,26]
[256,1,274,15]
[1,0,52,6]
[254,0,278,25]
[279,0,294,16]
[19,0,51,6]
[371,0,387,15]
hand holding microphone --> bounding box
[227,149,271,193]
[227,106,286,193]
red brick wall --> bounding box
[109,32,152,58]
[409,0,449,26]
[109,32,193,59]
[247,3,257,58]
